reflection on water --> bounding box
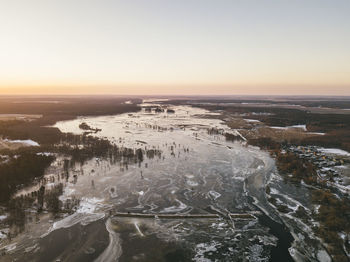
[1,104,286,261]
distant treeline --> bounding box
[0,97,141,145]
[0,96,141,117]
[197,104,350,131]
[248,129,350,153]
[199,104,350,152]
[168,98,350,109]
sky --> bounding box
[0,0,349,95]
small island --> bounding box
[79,122,102,133]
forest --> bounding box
[0,153,54,203]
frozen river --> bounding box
[1,103,295,261]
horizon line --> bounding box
[1,93,350,98]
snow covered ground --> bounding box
[3,139,39,147]
[318,148,350,156]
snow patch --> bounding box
[3,243,16,252]
[77,197,104,214]
[308,132,325,136]
[4,139,39,146]
[0,231,6,239]
[270,126,288,130]
[316,250,331,262]
[194,241,221,262]
[187,180,199,187]
[208,190,221,200]
[289,124,307,131]
[243,119,261,123]
[270,124,307,131]
[318,148,350,156]
[161,199,188,213]
[36,152,54,156]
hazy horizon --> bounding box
[0,0,349,95]
[0,85,349,96]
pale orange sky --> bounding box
[0,0,349,95]
[0,84,349,96]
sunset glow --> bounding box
[0,0,349,95]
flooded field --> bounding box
[1,103,301,261]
